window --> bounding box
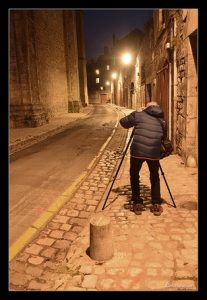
[106,65,110,70]
[96,78,99,83]
[95,69,100,75]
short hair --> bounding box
[146,101,159,107]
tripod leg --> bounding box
[159,162,176,208]
[102,128,135,210]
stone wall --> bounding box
[34,10,69,119]
[10,10,84,128]
[76,11,89,107]
[175,10,197,166]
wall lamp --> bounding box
[165,42,173,62]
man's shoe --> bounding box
[133,203,145,215]
[150,204,163,216]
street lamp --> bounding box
[121,52,133,108]
[121,53,132,65]
[111,72,117,79]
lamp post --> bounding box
[111,72,117,104]
[121,52,132,108]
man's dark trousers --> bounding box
[130,157,161,204]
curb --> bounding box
[9,106,94,156]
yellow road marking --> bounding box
[9,227,37,261]
[9,171,88,261]
[9,113,119,261]
[32,211,53,229]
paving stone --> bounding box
[60,223,72,231]
[71,225,83,234]
[41,248,57,258]
[120,279,133,289]
[53,239,71,249]
[79,265,92,274]
[167,280,196,290]
[69,217,87,227]
[76,204,87,210]
[87,205,96,212]
[47,222,61,230]
[59,208,68,216]
[10,260,26,272]
[28,256,45,265]
[65,285,87,291]
[71,275,82,285]
[50,230,64,239]
[53,215,69,224]
[28,280,50,290]
[37,237,55,246]
[26,266,43,277]
[98,278,116,290]
[161,268,174,277]
[175,270,193,279]
[85,200,98,206]
[9,272,30,286]
[146,279,170,290]
[25,244,43,255]
[127,267,142,277]
[44,261,58,270]
[146,268,158,276]
[82,275,97,289]
[85,190,93,195]
[67,210,79,217]
[16,252,30,262]
[63,231,77,241]
[55,250,67,261]
[93,265,105,275]
[79,211,91,218]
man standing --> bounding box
[120,101,167,216]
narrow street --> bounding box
[8,8,199,293]
[9,104,118,246]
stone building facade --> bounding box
[132,9,197,166]
[111,9,197,166]
[10,10,88,128]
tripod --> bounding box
[102,128,135,210]
[102,128,176,210]
[158,162,176,208]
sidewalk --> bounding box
[9,104,94,155]
[9,105,198,291]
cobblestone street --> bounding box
[9,108,198,291]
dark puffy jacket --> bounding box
[120,106,167,159]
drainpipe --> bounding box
[168,22,174,141]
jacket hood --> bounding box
[144,105,164,118]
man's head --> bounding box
[146,101,159,107]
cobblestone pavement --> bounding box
[9,106,198,291]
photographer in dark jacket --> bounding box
[120,101,167,216]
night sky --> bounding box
[83,9,153,60]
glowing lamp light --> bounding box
[111,72,117,79]
[106,81,110,86]
[122,53,132,65]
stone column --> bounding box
[75,11,89,107]
[10,11,48,128]
[185,36,197,167]
[63,11,81,112]
[90,213,114,261]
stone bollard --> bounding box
[89,212,114,261]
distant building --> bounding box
[87,29,143,106]
[10,10,88,128]
[87,46,113,104]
